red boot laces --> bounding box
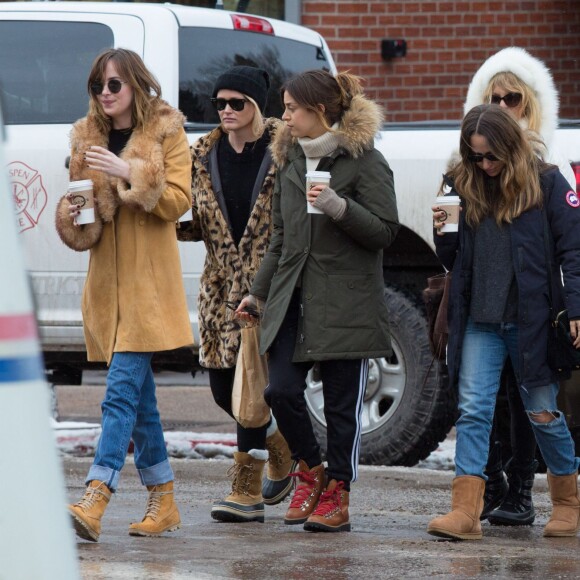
[312,481,345,516]
[288,469,319,509]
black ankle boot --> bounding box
[487,459,538,526]
[480,442,508,521]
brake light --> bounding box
[231,14,274,34]
[573,161,580,195]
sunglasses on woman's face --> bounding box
[210,98,248,112]
[90,79,127,95]
[490,92,522,108]
[468,152,500,163]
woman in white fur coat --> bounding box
[464,46,575,189]
[462,46,576,527]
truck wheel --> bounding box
[304,286,457,466]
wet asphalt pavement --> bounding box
[63,457,580,580]
[57,376,580,579]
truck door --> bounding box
[0,13,144,352]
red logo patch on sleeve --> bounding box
[566,190,580,208]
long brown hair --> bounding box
[447,104,546,226]
[87,48,162,133]
[281,69,363,131]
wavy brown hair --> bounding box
[281,69,364,131]
[87,48,162,133]
[446,104,546,226]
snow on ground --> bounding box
[51,419,455,470]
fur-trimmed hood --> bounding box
[270,94,383,166]
[464,47,559,146]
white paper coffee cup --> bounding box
[69,179,94,225]
[179,208,193,222]
[305,171,331,214]
[435,195,460,232]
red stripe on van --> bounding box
[0,314,38,341]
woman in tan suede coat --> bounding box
[55,48,192,543]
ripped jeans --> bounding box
[455,319,580,478]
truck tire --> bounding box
[305,285,457,466]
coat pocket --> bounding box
[324,273,375,329]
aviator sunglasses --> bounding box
[490,92,522,108]
[90,79,128,95]
[468,152,500,163]
[211,97,249,112]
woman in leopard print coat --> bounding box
[177,66,293,523]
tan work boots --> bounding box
[68,480,112,542]
[129,481,181,537]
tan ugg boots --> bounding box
[68,480,112,542]
[128,481,181,537]
[211,449,267,523]
[427,475,485,540]
[263,427,296,505]
[544,471,580,537]
[284,460,326,525]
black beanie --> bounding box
[212,66,270,112]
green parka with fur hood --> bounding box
[251,94,400,361]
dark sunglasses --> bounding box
[90,79,128,95]
[468,152,500,163]
[210,98,248,112]
[490,92,522,108]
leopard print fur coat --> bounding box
[178,118,282,368]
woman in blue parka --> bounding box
[427,104,580,541]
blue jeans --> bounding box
[87,352,173,492]
[455,319,580,478]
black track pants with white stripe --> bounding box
[265,293,368,488]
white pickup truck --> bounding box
[1,2,579,467]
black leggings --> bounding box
[264,292,368,489]
[207,367,268,453]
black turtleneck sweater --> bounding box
[217,132,269,246]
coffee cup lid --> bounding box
[306,171,331,179]
[69,179,93,191]
[436,195,460,203]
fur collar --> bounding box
[270,94,383,166]
[69,100,185,221]
[464,47,559,146]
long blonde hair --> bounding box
[281,69,364,131]
[447,104,546,226]
[483,71,542,133]
[87,48,162,134]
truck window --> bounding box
[179,27,329,124]
[0,22,113,125]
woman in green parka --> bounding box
[237,70,400,533]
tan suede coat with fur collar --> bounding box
[55,100,193,363]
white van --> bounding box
[2,2,579,466]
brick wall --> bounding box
[302,0,580,122]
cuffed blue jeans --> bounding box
[455,319,580,478]
[87,352,173,492]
